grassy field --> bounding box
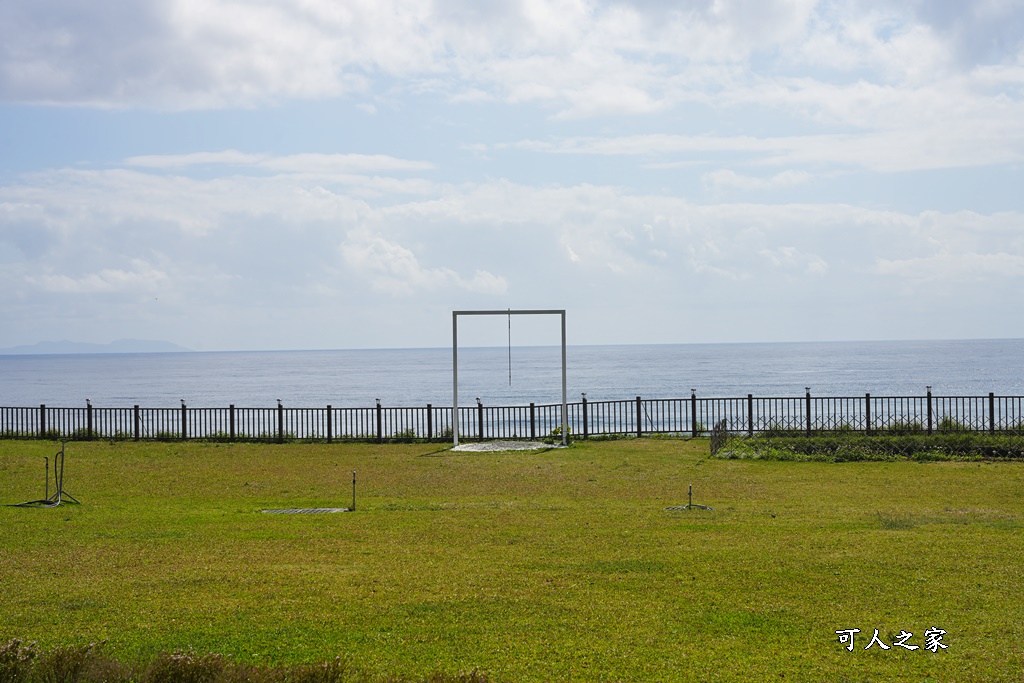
[1,438,1022,682]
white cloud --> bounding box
[760,246,828,275]
[2,153,1024,348]
[125,151,434,174]
[259,154,435,174]
[704,169,814,193]
[875,251,1024,281]
[2,3,1023,350]
[509,113,1024,171]
[28,259,168,294]
[125,150,267,168]
[340,229,507,296]
[3,0,1022,119]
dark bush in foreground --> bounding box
[0,640,490,683]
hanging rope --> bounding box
[507,308,512,386]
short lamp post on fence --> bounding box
[375,399,382,444]
[805,388,812,437]
[747,394,754,437]
[86,399,93,440]
[636,396,642,438]
[476,397,484,440]
[581,393,588,439]
[277,399,284,444]
[326,404,333,444]
[926,386,933,435]
[180,399,187,441]
[690,390,698,438]
[865,393,872,435]
[989,392,996,434]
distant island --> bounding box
[0,339,191,355]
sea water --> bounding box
[1,339,1023,408]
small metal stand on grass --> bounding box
[10,441,81,508]
[665,484,713,511]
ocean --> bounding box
[2,339,1023,408]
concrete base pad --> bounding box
[451,440,564,452]
[261,507,349,514]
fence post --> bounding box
[477,398,484,440]
[582,393,589,439]
[530,403,536,439]
[805,388,812,437]
[326,405,332,443]
[134,404,140,441]
[690,390,698,438]
[926,387,932,435]
[747,394,754,436]
[229,404,236,442]
[865,393,871,435]
[636,396,642,438]
[989,392,996,434]
[87,399,93,440]
[181,401,187,441]
[426,404,432,441]
[376,399,383,444]
[277,400,284,444]
[39,404,46,439]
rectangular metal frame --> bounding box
[452,309,567,446]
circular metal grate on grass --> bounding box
[262,508,350,514]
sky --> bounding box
[1,0,1023,351]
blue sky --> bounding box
[1,0,1023,350]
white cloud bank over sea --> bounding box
[1,0,1022,350]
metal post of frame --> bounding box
[453,309,567,447]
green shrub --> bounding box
[390,428,419,443]
[759,421,802,438]
[34,641,116,683]
[0,642,487,683]
[0,639,38,683]
[937,416,968,434]
[885,420,923,435]
[715,431,1024,461]
[144,649,224,683]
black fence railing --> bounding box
[2,391,1023,443]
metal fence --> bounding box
[3,390,1024,442]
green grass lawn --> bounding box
[1,438,1022,682]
